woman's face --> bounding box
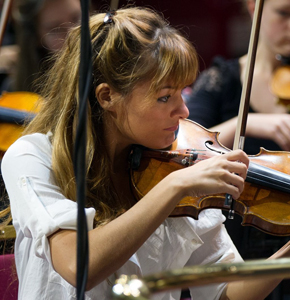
[111,81,189,150]
[260,0,290,57]
[38,0,81,52]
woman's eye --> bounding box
[158,95,171,103]
[276,9,290,18]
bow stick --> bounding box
[110,0,119,10]
[0,0,13,47]
[224,0,265,218]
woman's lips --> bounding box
[164,124,179,131]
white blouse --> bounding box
[1,133,243,300]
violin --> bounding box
[0,0,40,158]
[130,118,290,237]
[0,91,39,158]
[271,55,290,109]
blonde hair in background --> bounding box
[23,6,199,226]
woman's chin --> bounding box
[154,138,176,150]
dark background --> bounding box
[92,0,252,70]
[2,0,252,70]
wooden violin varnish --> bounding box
[271,55,290,110]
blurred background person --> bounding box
[0,0,81,93]
[187,0,290,155]
[0,0,82,161]
[186,1,290,298]
[0,0,82,256]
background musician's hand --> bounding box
[0,45,19,75]
[212,113,290,151]
[246,113,290,151]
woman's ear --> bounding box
[95,83,116,112]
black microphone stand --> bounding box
[73,0,92,299]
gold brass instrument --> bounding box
[111,258,290,300]
[0,225,16,240]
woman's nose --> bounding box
[171,96,189,119]
[180,101,189,119]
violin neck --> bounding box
[0,107,35,124]
[247,162,290,194]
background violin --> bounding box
[271,55,290,109]
[0,91,39,158]
[130,118,290,237]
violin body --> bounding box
[130,119,290,236]
[0,91,39,157]
[271,55,290,108]
[271,65,290,108]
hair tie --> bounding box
[104,11,116,24]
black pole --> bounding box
[73,0,92,299]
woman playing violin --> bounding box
[1,6,290,300]
[187,0,290,155]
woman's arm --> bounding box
[0,45,18,73]
[220,241,290,300]
[49,149,249,290]
[212,113,290,151]
[49,174,186,290]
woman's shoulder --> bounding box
[2,132,52,165]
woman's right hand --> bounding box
[173,149,249,200]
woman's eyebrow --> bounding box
[161,85,175,90]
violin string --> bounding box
[247,162,290,193]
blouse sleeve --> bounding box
[1,133,96,262]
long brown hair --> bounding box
[23,6,199,226]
